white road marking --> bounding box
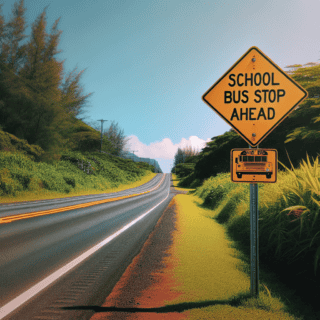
[0,174,169,319]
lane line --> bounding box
[0,174,165,224]
[0,175,170,319]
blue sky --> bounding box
[2,0,320,172]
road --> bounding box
[0,173,173,320]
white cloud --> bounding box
[126,135,210,159]
[125,135,211,173]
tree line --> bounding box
[0,0,129,160]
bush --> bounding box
[0,129,44,161]
[0,149,154,200]
[175,163,195,178]
[63,177,76,188]
[0,168,24,195]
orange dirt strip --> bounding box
[90,197,189,320]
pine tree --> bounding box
[174,148,185,166]
[16,7,63,147]
[102,121,130,156]
[0,0,27,72]
[60,67,92,120]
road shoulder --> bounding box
[89,192,297,320]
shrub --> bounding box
[63,177,76,188]
[0,168,23,195]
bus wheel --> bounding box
[237,173,242,178]
[266,173,272,179]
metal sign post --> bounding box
[249,144,259,297]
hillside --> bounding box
[0,129,157,203]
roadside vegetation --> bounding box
[0,126,156,203]
[169,174,319,319]
[167,193,307,319]
[0,147,156,204]
[171,158,320,318]
[171,173,194,192]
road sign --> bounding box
[231,148,277,183]
[202,46,308,147]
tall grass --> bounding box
[264,154,320,275]
[194,156,320,277]
[188,156,320,318]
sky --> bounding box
[2,0,320,172]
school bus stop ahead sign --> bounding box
[202,47,308,147]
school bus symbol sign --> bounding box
[202,46,308,147]
[231,148,277,183]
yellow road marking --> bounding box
[0,192,150,224]
[0,174,166,224]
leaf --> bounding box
[280,205,307,213]
[262,284,272,298]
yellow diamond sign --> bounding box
[202,46,308,147]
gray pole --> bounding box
[249,144,259,297]
[97,119,108,153]
[132,150,138,161]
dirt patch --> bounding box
[90,196,188,320]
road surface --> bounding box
[0,173,173,320]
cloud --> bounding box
[126,135,211,159]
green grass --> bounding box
[171,173,195,193]
[193,157,320,278]
[0,150,157,203]
[175,155,320,319]
[165,194,302,319]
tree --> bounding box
[283,63,320,143]
[60,67,92,120]
[0,0,27,73]
[173,145,200,168]
[182,145,200,162]
[102,121,130,156]
[0,0,29,137]
[173,148,185,167]
[16,7,64,148]
[0,1,93,154]
[86,120,130,156]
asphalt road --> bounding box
[0,173,173,320]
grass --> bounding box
[193,156,320,278]
[172,154,320,319]
[171,173,195,193]
[165,193,303,319]
[0,150,157,204]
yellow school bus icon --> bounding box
[231,149,277,183]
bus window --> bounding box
[262,156,267,162]
[248,156,254,162]
[243,156,248,161]
[255,156,261,162]
[240,156,242,162]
